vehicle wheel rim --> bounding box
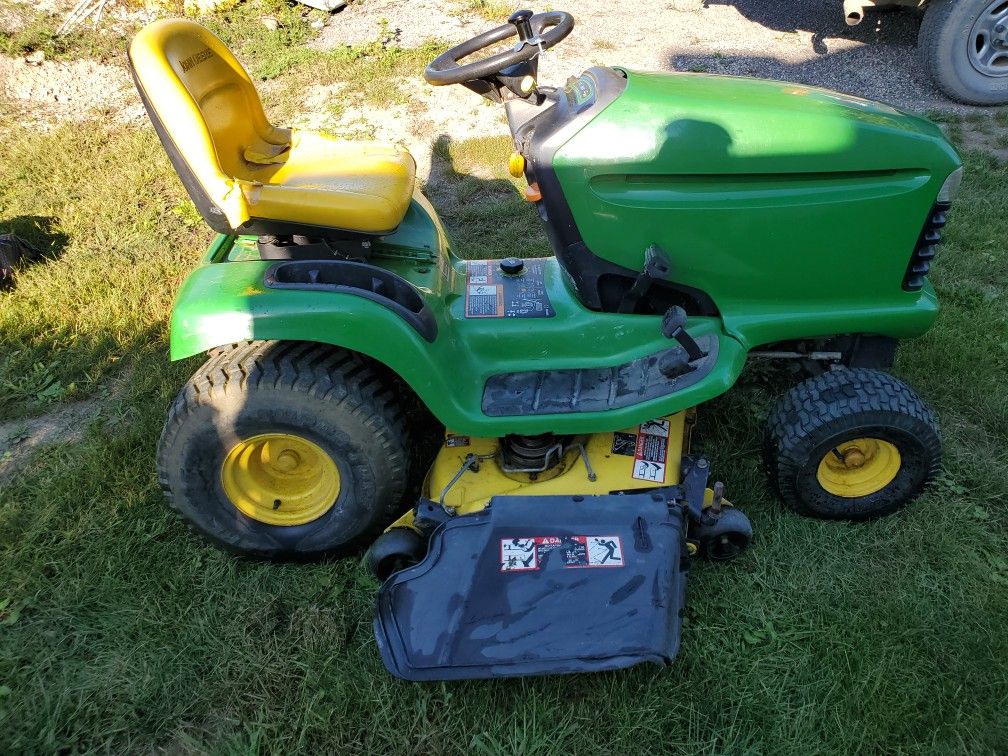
[816,437,902,498]
[968,0,1008,78]
[221,433,341,526]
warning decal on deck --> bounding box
[611,432,637,457]
[500,536,624,571]
[465,259,554,319]
[632,418,670,482]
[500,538,538,571]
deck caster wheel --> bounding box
[366,528,427,581]
[763,368,941,520]
[695,507,753,561]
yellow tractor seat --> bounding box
[128,19,416,237]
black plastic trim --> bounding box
[482,334,718,416]
[903,200,950,291]
[375,492,688,680]
[264,260,437,342]
[238,216,396,239]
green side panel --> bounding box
[553,70,960,347]
[170,202,748,435]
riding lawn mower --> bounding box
[128,10,962,680]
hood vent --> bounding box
[903,201,950,292]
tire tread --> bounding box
[157,340,412,558]
[762,368,941,519]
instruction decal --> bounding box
[611,432,638,457]
[465,259,555,319]
[500,536,625,572]
[500,538,539,571]
[633,418,670,482]
[611,418,673,482]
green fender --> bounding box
[170,256,461,413]
[169,244,751,436]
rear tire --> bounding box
[919,0,1008,106]
[157,341,411,559]
[763,368,941,520]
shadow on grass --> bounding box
[425,133,551,260]
[0,216,69,291]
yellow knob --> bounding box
[508,152,526,178]
[520,75,536,94]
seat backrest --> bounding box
[128,19,290,233]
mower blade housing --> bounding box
[374,493,688,680]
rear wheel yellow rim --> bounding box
[816,437,901,498]
[221,433,341,526]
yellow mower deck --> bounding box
[388,411,726,531]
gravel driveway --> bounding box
[0,0,986,139]
[321,0,976,113]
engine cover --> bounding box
[374,493,689,680]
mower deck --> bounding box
[390,413,693,525]
[375,492,689,680]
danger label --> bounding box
[500,538,538,571]
[500,536,625,572]
[632,418,670,482]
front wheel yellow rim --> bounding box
[221,433,341,526]
[816,437,901,498]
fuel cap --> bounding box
[499,257,524,275]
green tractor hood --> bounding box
[551,68,962,345]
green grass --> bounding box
[0,0,329,71]
[2,76,1008,753]
[0,123,208,421]
[0,14,133,62]
[0,0,168,62]
[427,135,552,259]
[460,0,515,23]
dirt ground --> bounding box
[0,55,138,122]
[318,0,970,112]
[0,397,102,486]
[0,0,985,134]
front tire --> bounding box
[919,0,1008,106]
[763,368,941,520]
[157,341,411,559]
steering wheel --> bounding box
[424,9,574,86]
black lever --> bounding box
[617,244,672,314]
[508,9,535,41]
[662,306,706,362]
